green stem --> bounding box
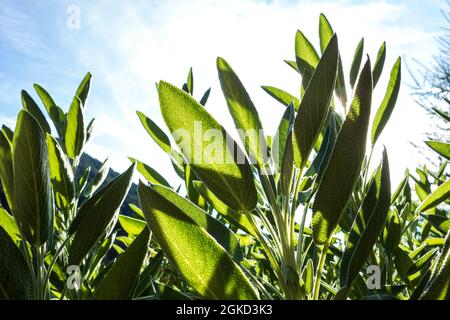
[43,236,72,295]
[35,245,45,300]
[296,203,309,272]
[312,240,330,300]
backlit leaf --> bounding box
[21,90,51,134]
[217,57,267,167]
[425,141,450,160]
[139,183,258,299]
[340,149,391,291]
[372,42,386,88]
[46,134,75,210]
[65,97,85,159]
[349,38,364,89]
[158,80,257,212]
[261,86,300,109]
[312,58,373,245]
[137,111,172,153]
[371,58,401,145]
[417,179,450,213]
[293,34,339,170]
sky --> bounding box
[0,0,447,188]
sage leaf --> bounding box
[0,226,33,299]
[94,227,150,300]
[13,110,53,246]
[312,58,373,245]
[68,164,135,265]
[139,183,258,299]
[158,80,257,212]
[293,34,339,170]
[65,97,85,160]
[340,149,391,292]
[217,57,267,167]
[371,58,401,145]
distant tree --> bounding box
[409,1,450,168]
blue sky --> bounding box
[0,0,447,186]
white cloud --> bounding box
[64,0,441,187]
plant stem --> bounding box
[312,240,330,300]
[43,236,72,295]
[296,203,309,272]
[35,245,44,300]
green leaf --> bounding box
[158,80,257,212]
[134,251,164,296]
[119,214,146,236]
[340,149,391,291]
[0,207,20,243]
[426,141,450,160]
[46,134,75,210]
[0,131,14,210]
[293,34,339,170]
[184,163,205,208]
[217,57,267,166]
[187,67,194,95]
[432,107,450,122]
[75,72,92,108]
[417,179,450,213]
[285,59,300,73]
[33,84,64,135]
[94,227,150,300]
[383,209,401,255]
[280,131,294,197]
[12,110,53,246]
[199,88,211,106]
[137,111,172,153]
[65,97,85,159]
[372,42,386,88]
[68,164,135,265]
[21,90,51,134]
[319,14,334,54]
[86,118,95,143]
[393,247,414,282]
[193,180,257,237]
[349,38,364,89]
[371,57,401,145]
[312,58,373,245]
[273,104,295,171]
[261,86,300,109]
[129,157,170,187]
[76,166,90,195]
[149,184,243,261]
[421,214,450,235]
[304,259,314,296]
[391,170,409,204]
[84,158,110,197]
[138,183,258,299]
[319,14,347,106]
[304,115,337,184]
[1,125,14,144]
[295,30,320,87]
[420,229,450,299]
[0,226,34,299]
